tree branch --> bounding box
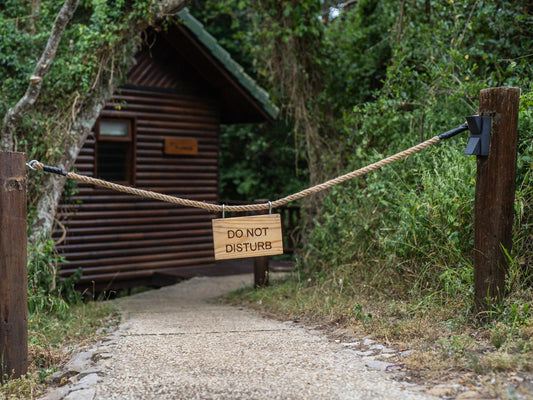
[27,0,191,245]
[157,0,189,16]
[341,0,358,9]
[1,0,79,151]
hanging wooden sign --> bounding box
[164,138,198,155]
[212,214,283,260]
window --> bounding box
[95,118,135,184]
[99,120,130,138]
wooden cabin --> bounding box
[53,9,278,291]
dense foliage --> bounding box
[305,0,533,300]
[189,0,325,200]
[0,0,168,313]
[191,0,533,312]
[1,0,153,156]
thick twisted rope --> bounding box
[28,124,468,213]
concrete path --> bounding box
[83,274,436,400]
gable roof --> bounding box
[175,9,279,122]
[126,9,278,124]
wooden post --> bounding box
[0,151,28,381]
[254,200,270,288]
[474,87,521,311]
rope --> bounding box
[27,124,468,213]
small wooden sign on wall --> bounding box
[212,214,284,260]
[164,138,198,155]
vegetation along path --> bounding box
[41,274,440,400]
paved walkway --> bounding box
[87,274,435,400]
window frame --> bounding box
[94,116,136,185]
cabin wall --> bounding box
[54,87,220,288]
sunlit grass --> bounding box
[227,269,533,388]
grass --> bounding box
[226,269,533,398]
[0,300,118,400]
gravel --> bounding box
[90,274,437,400]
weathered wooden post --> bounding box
[254,200,270,288]
[0,151,28,381]
[473,87,520,311]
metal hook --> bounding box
[268,201,272,215]
[222,204,225,219]
[26,160,39,170]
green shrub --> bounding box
[27,238,82,316]
[301,0,533,314]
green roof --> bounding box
[177,8,279,120]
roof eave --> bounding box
[176,8,279,122]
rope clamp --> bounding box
[437,122,469,140]
[222,204,226,219]
[464,115,492,156]
[268,201,272,214]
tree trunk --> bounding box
[27,0,191,246]
[1,0,80,152]
[28,87,114,245]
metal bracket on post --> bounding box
[464,116,492,156]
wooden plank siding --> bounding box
[55,82,221,287]
[52,17,279,289]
